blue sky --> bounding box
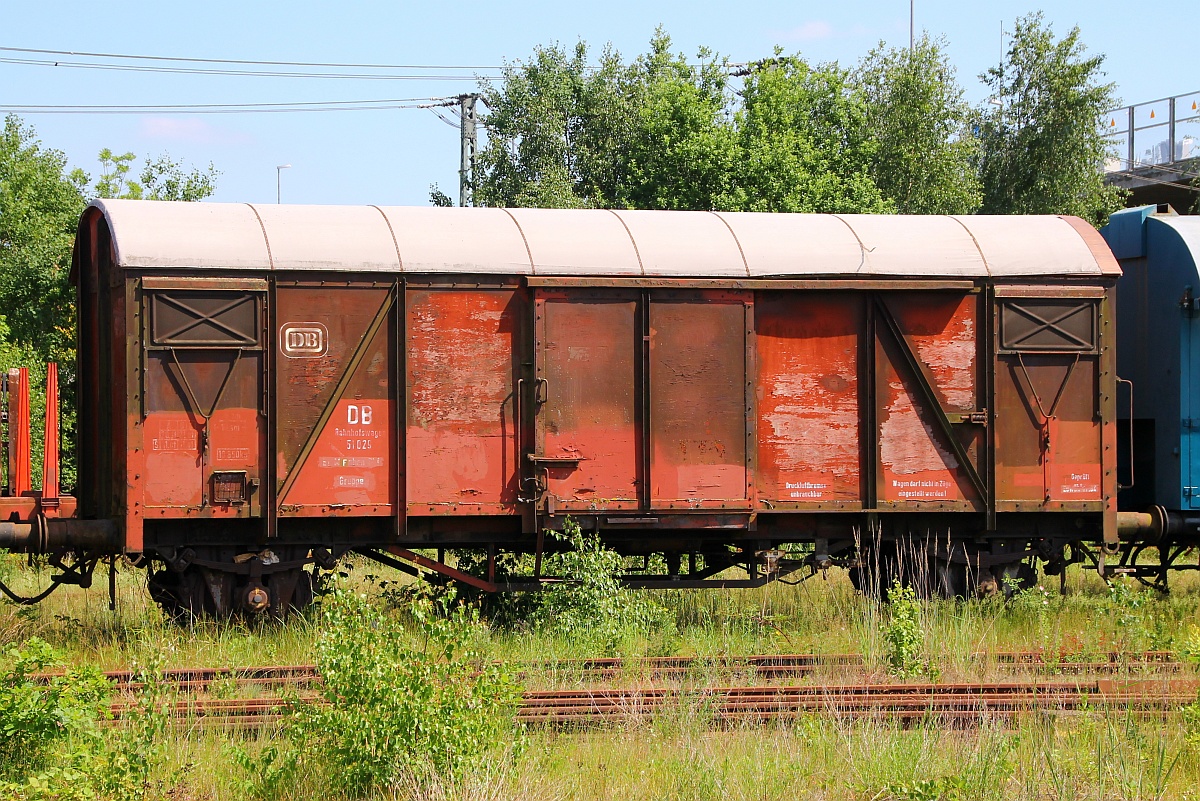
[1,0,1167,206]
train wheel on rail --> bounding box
[148,565,211,623]
[848,541,899,600]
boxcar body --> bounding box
[57,201,1126,613]
[1101,205,1200,587]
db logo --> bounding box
[280,322,328,358]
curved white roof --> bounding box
[83,199,1119,279]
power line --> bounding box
[0,46,745,80]
[0,102,443,115]
[3,97,446,110]
[0,45,504,71]
[0,56,503,81]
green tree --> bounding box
[616,35,737,210]
[95,148,218,201]
[855,35,981,214]
[0,115,218,489]
[475,41,600,208]
[0,116,86,359]
[476,35,893,214]
[977,12,1124,224]
[718,54,891,213]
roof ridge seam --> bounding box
[370,205,404,272]
[604,209,644,276]
[243,204,274,271]
[707,211,750,277]
[946,215,991,277]
[499,208,535,274]
[828,215,869,273]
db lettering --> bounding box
[287,330,321,350]
[347,405,373,425]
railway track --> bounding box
[50,651,1191,728]
[88,650,1191,693]
[110,679,1200,728]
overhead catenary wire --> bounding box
[0,46,746,80]
[0,105,443,115]
[0,56,503,81]
[0,44,504,71]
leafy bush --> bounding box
[0,639,176,800]
[239,583,522,798]
[1105,577,1175,652]
[883,582,931,680]
[531,518,674,653]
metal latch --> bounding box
[526,454,584,465]
[947,410,988,425]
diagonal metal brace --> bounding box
[873,295,989,505]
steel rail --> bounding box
[44,650,1193,694]
[109,679,1200,729]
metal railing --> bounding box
[1104,90,1200,173]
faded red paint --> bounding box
[281,399,394,509]
[142,408,261,508]
[538,293,639,510]
[650,296,748,505]
[276,286,392,481]
[995,353,1101,503]
[878,294,979,505]
[756,293,861,504]
[406,289,519,510]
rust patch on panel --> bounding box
[877,294,978,503]
[406,289,519,509]
[142,348,263,513]
[996,355,1101,502]
[281,320,395,510]
[650,295,747,505]
[756,293,860,503]
[538,293,639,509]
[275,286,391,483]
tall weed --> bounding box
[237,583,522,798]
[0,638,177,800]
[531,518,674,653]
[883,582,933,679]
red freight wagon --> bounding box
[24,201,1122,615]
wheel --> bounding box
[148,566,210,623]
[931,558,968,599]
[849,541,899,600]
[996,561,1037,597]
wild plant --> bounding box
[0,638,178,800]
[235,581,522,798]
[882,582,931,679]
[530,518,675,654]
[1105,577,1174,653]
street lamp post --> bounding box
[276,164,291,204]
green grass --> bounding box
[2,550,1199,799]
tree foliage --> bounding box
[95,148,219,201]
[0,116,87,362]
[854,35,981,214]
[476,26,1125,222]
[977,13,1125,224]
[719,54,890,213]
[475,33,890,214]
[0,115,217,489]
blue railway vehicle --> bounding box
[1102,204,1200,588]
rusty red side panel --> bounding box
[276,285,395,515]
[994,292,1103,504]
[756,292,861,506]
[535,290,639,511]
[137,284,265,521]
[876,293,981,507]
[649,293,750,508]
[406,289,519,513]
